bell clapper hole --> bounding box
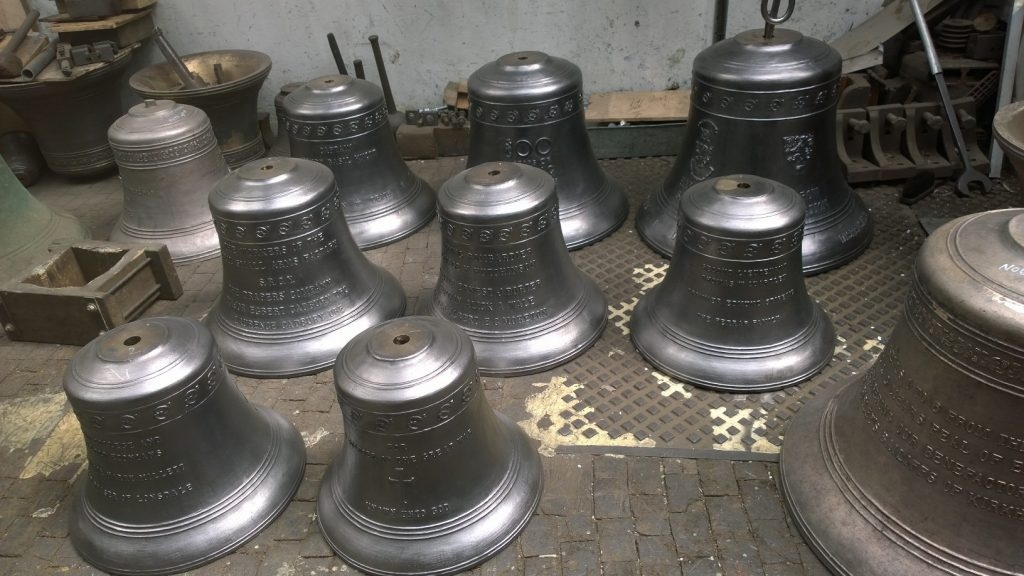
[259,163,275,171]
[488,170,501,176]
[123,335,141,346]
[516,55,529,61]
[393,334,411,345]
[737,182,751,189]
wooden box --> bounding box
[0,241,182,345]
[42,7,155,48]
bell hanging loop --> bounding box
[762,0,795,39]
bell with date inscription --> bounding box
[66,316,305,575]
[635,8,873,274]
[467,51,628,249]
[318,316,543,575]
[631,175,834,392]
[108,100,225,263]
[780,209,1024,575]
[422,161,607,376]
[205,157,406,378]
[282,75,436,249]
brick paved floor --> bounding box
[3,155,1002,575]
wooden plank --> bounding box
[0,32,47,65]
[830,0,945,63]
[585,90,690,124]
[42,7,149,32]
[0,0,28,31]
[54,0,156,15]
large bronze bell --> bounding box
[129,50,272,168]
[268,81,304,157]
[631,175,834,392]
[319,316,543,575]
[205,157,406,378]
[423,161,607,376]
[282,75,436,249]
[0,155,88,283]
[108,100,224,263]
[66,316,305,575]
[780,209,1024,575]
[636,20,873,274]
[467,51,628,249]
[0,53,131,177]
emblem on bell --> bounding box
[780,209,1024,575]
[467,51,628,249]
[66,316,305,575]
[636,5,873,274]
[423,161,607,376]
[631,175,835,391]
[205,157,406,377]
[108,100,224,263]
[283,75,436,249]
[318,316,543,575]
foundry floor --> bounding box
[0,155,1020,576]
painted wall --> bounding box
[28,0,881,115]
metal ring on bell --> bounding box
[631,175,835,391]
[205,157,406,377]
[66,316,305,575]
[318,316,543,576]
[467,51,628,249]
[423,161,607,376]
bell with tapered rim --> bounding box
[467,51,628,249]
[205,157,406,378]
[318,315,543,575]
[780,209,1024,575]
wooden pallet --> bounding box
[42,7,155,47]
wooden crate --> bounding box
[0,241,182,345]
[42,7,154,47]
[52,0,156,16]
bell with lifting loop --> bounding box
[318,316,543,575]
[205,157,406,378]
[423,161,607,376]
[636,2,872,274]
[780,209,1024,575]
[631,175,834,392]
[467,51,628,249]
[108,100,224,264]
[283,75,436,249]
[66,316,305,575]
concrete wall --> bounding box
[29,0,881,114]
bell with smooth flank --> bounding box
[423,161,607,376]
[0,52,131,177]
[636,17,873,274]
[129,50,272,168]
[66,316,305,575]
[780,209,1024,575]
[467,51,628,249]
[205,157,406,378]
[631,175,835,392]
[282,75,436,249]
[108,100,224,264]
[268,81,304,157]
[319,316,543,575]
[0,155,88,284]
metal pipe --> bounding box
[368,34,396,113]
[327,32,348,75]
[153,28,207,89]
[353,59,365,80]
[712,0,729,44]
[21,41,54,80]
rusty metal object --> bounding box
[0,131,43,186]
[637,16,872,274]
[319,316,543,575]
[107,100,224,263]
[129,50,271,168]
[781,208,1024,575]
[865,104,915,181]
[283,75,436,248]
[631,175,834,391]
[0,10,39,79]
[905,102,955,178]
[0,240,181,345]
[948,96,989,173]
[205,157,406,378]
[468,51,628,249]
[66,316,305,575]
[422,162,607,376]
[836,109,878,183]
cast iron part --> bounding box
[152,27,208,89]
[353,58,365,79]
[368,34,396,113]
[326,32,347,75]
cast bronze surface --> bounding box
[0,131,43,186]
[0,240,180,345]
[108,99,224,263]
[467,51,628,250]
[268,81,303,157]
[780,209,1024,575]
[282,74,436,248]
[319,316,543,575]
[422,162,607,376]
[636,21,873,274]
[204,157,406,378]
[129,50,271,168]
[0,52,131,177]
[0,155,88,284]
[994,101,1024,180]
[630,175,834,392]
[65,316,305,575]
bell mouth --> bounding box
[130,50,272,98]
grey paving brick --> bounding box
[628,457,664,495]
[764,561,806,576]
[717,536,765,576]
[595,455,628,479]
[740,479,787,521]
[734,461,773,481]
[602,560,641,576]
[540,453,594,516]
[637,534,678,566]
[480,541,523,575]
[264,499,314,541]
[598,517,637,563]
[669,509,715,558]
[751,518,801,565]
[520,514,559,557]
[706,495,750,538]
[665,472,701,513]
[679,555,722,576]
[631,494,670,536]
[216,551,264,575]
[697,460,739,496]
[298,532,335,558]
[594,475,630,519]
[523,554,560,575]
[797,542,834,576]
[254,539,303,576]
[557,512,597,542]
[559,540,600,576]
[641,561,683,576]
